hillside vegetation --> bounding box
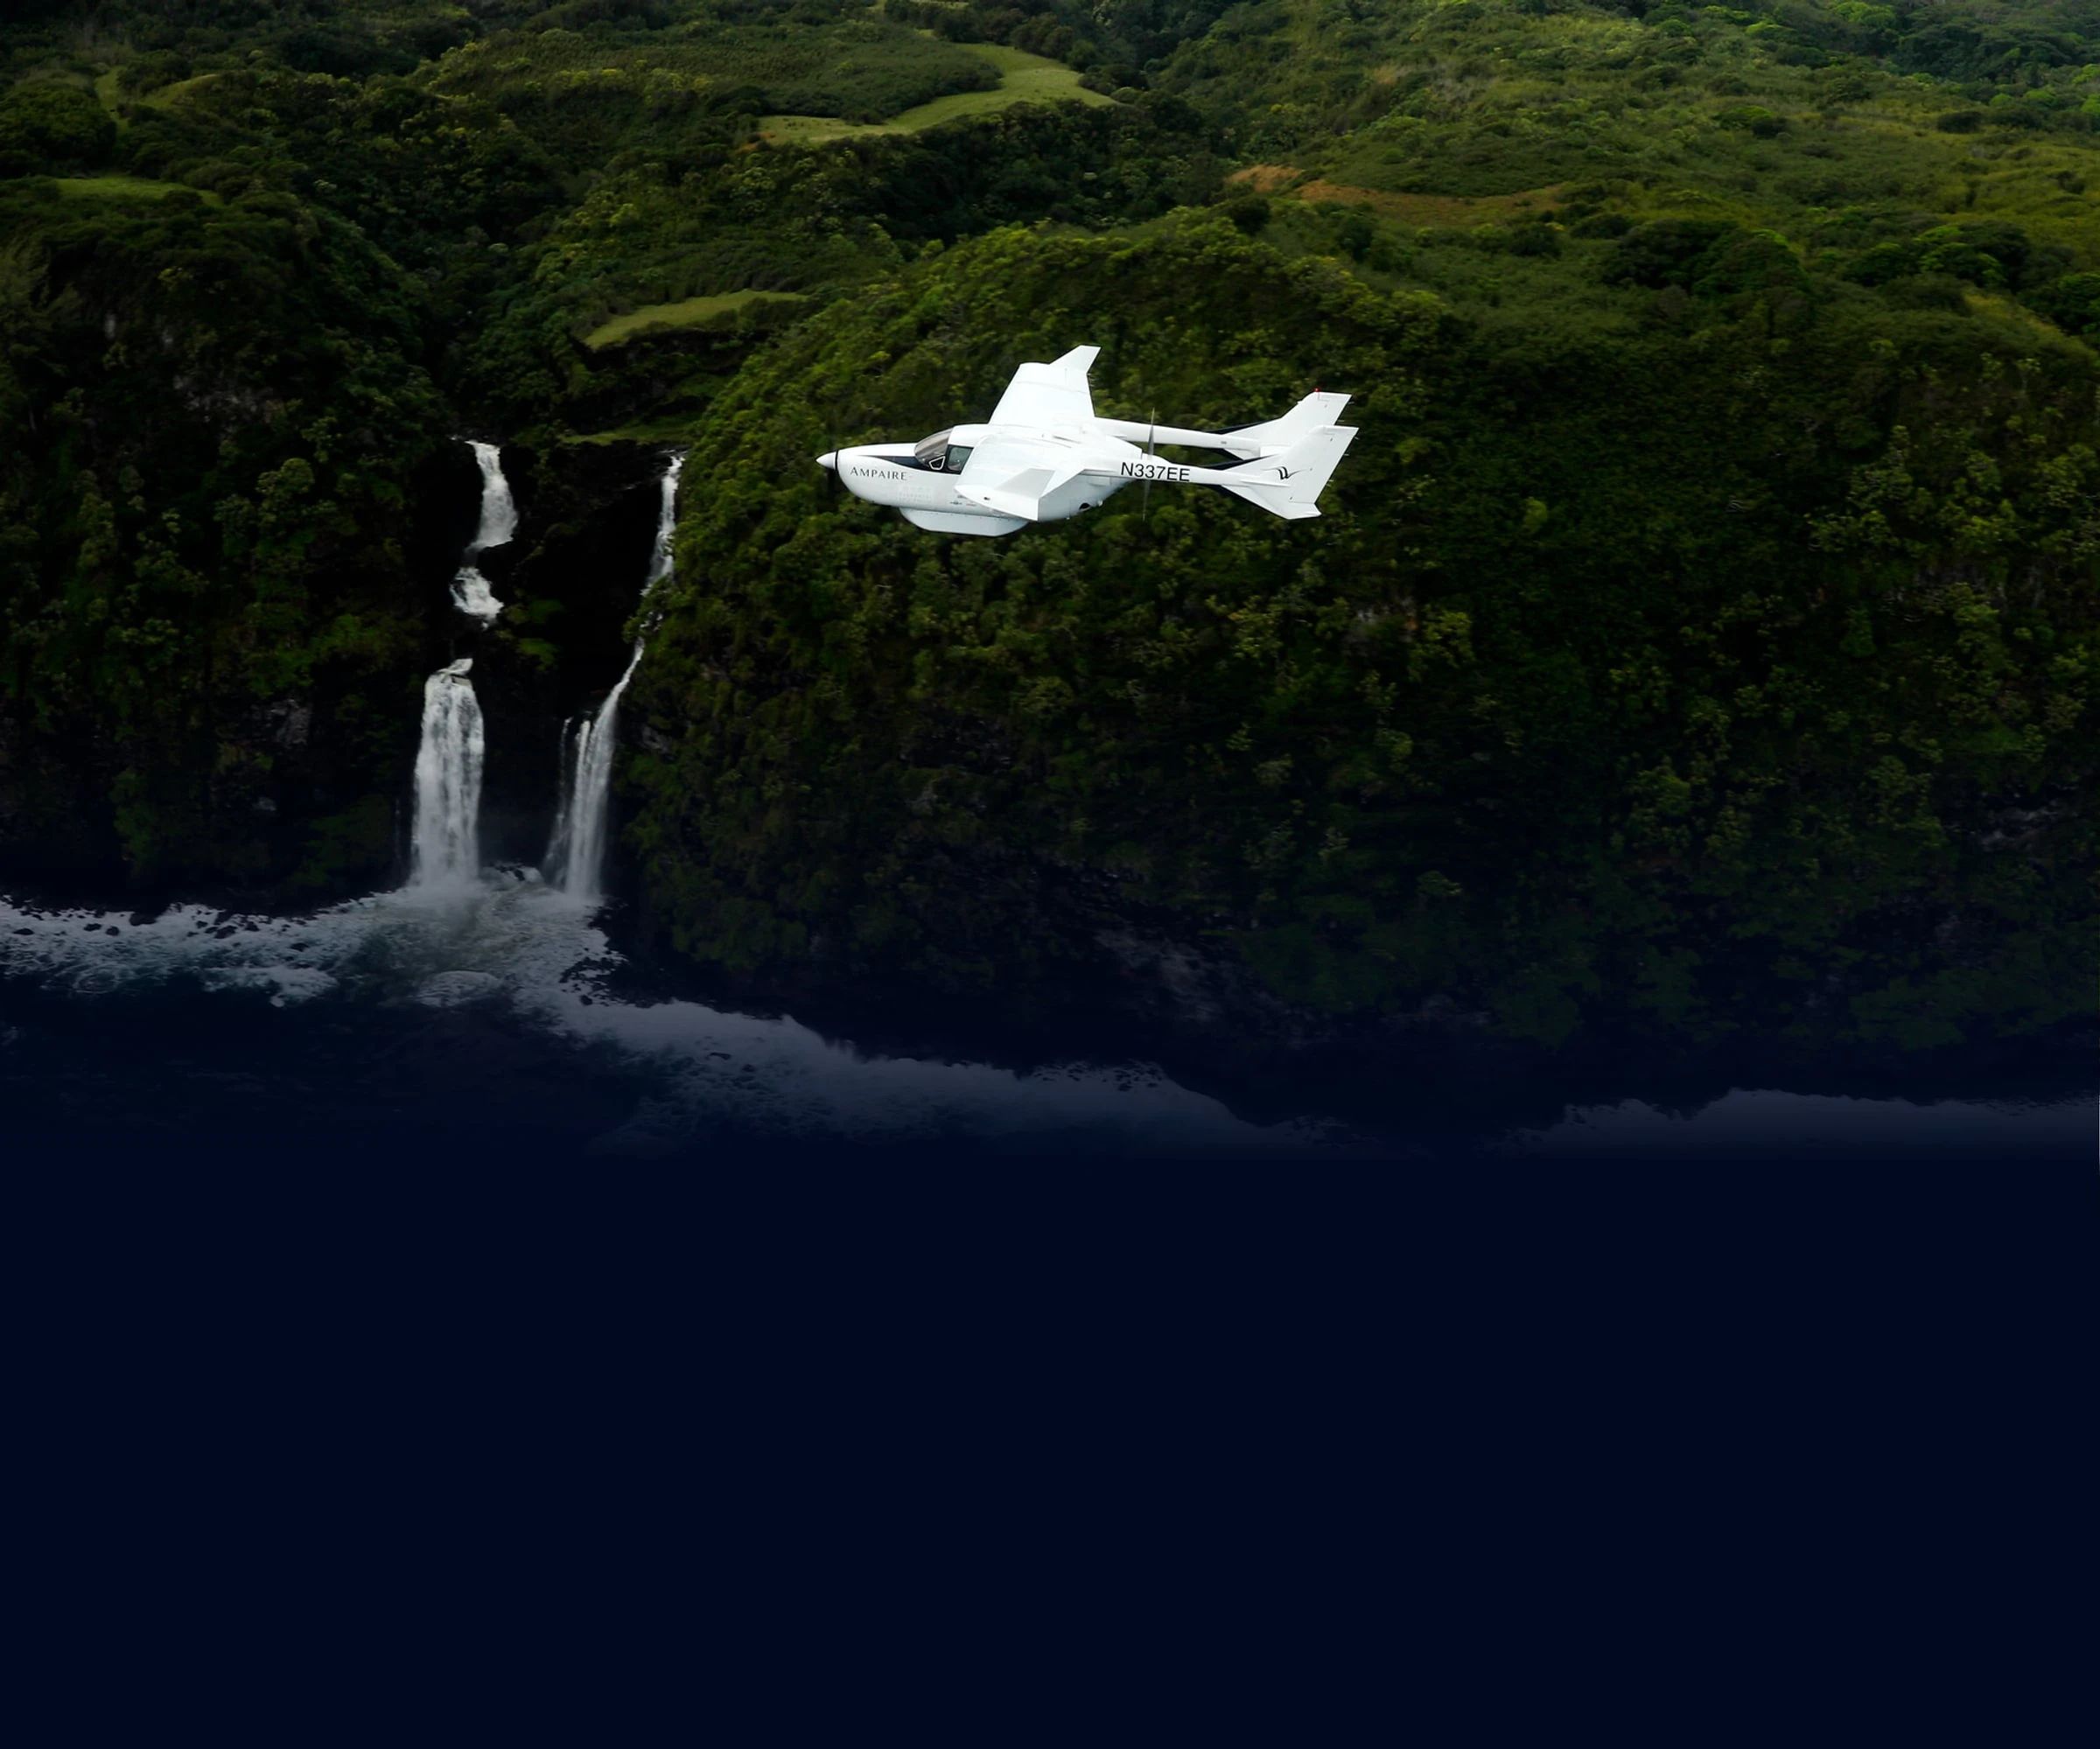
[759,41,1115,143]
[1,0,2095,1054]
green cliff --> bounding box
[628,213,2096,1050]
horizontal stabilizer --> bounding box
[1223,391,1353,460]
[1217,424,1357,520]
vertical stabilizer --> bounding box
[1222,391,1354,459]
[1216,425,1358,520]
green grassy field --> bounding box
[136,73,223,111]
[565,416,709,447]
[53,175,215,202]
[760,44,1113,145]
[92,67,221,122]
[584,289,807,350]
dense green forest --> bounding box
[2,0,2095,1055]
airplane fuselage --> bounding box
[826,423,1143,535]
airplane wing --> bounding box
[952,439,1087,522]
[987,345,1100,430]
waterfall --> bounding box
[545,646,641,904]
[410,659,485,887]
[451,440,515,624]
[547,454,683,900]
[468,440,519,550]
[642,452,683,591]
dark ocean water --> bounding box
[2,873,2090,1164]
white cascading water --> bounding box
[410,658,485,887]
[547,454,683,901]
[546,645,641,903]
[451,440,516,623]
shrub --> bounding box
[1603,217,1740,289]
[2029,270,2100,338]
[0,81,116,175]
[1718,104,1786,136]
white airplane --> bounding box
[816,345,1356,536]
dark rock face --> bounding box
[416,441,489,586]
[0,731,124,892]
[453,440,671,871]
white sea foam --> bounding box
[1502,1088,2090,1158]
[0,877,1324,1153]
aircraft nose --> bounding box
[816,450,837,472]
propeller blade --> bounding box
[1143,406,1155,519]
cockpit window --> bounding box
[905,430,976,473]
